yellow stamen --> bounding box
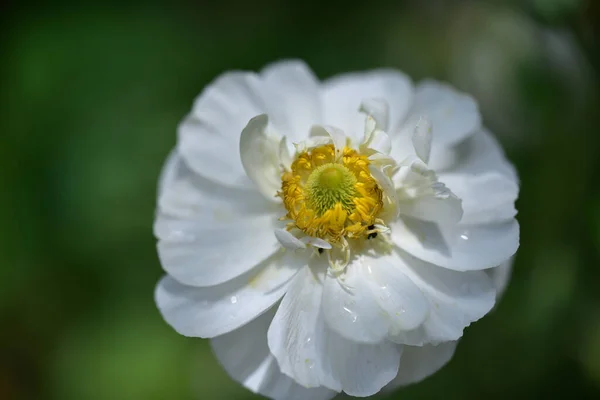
[279,144,383,244]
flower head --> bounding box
[155,60,519,399]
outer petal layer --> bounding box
[385,341,457,390]
[211,310,337,400]
[391,217,519,271]
[388,249,495,345]
[155,251,303,338]
[155,153,279,286]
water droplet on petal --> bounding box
[460,233,469,241]
[230,296,238,304]
[343,306,358,323]
[305,336,312,344]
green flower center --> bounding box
[305,163,357,216]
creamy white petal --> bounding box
[388,249,495,345]
[155,251,303,338]
[310,125,347,160]
[211,309,337,400]
[360,113,392,155]
[239,114,282,200]
[411,80,481,147]
[412,116,432,163]
[449,129,518,181]
[300,236,332,249]
[398,188,463,227]
[155,213,279,286]
[395,159,463,227]
[178,72,266,186]
[439,171,518,225]
[362,253,430,334]
[157,153,271,220]
[267,264,326,389]
[321,264,390,344]
[391,217,519,271]
[261,60,323,142]
[488,258,514,299]
[268,263,403,395]
[155,154,280,286]
[317,327,402,397]
[157,149,180,197]
[274,229,307,250]
[359,98,390,131]
[322,70,413,139]
[385,342,457,390]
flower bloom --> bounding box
[154,60,519,399]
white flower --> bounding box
[154,60,519,399]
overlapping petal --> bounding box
[385,341,457,390]
[155,152,280,286]
[391,217,519,271]
[268,263,403,396]
[155,250,304,338]
[322,70,413,139]
[178,60,321,187]
[211,310,337,400]
[387,248,496,345]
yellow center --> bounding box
[279,144,383,243]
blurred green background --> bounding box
[1,0,600,399]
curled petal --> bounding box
[240,114,282,201]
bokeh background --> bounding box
[2,0,600,399]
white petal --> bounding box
[317,328,402,397]
[412,80,481,147]
[323,70,414,139]
[449,129,518,181]
[488,258,514,299]
[300,236,332,249]
[360,113,392,155]
[155,250,303,338]
[155,157,279,286]
[267,264,326,389]
[387,248,495,345]
[391,217,519,271]
[178,72,265,186]
[385,342,457,390]
[155,213,279,286]
[261,60,323,142]
[321,264,390,344]
[310,125,347,160]
[398,187,463,227]
[239,114,282,200]
[395,159,463,227]
[362,254,430,334]
[211,309,337,400]
[359,98,390,131]
[278,136,293,171]
[411,116,432,163]
[369,165,398,222]
[439,171,518,224]
[274,229,306,250]
[157,149,180,197]
[267,262,403,395]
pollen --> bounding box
[279,144,383,243]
